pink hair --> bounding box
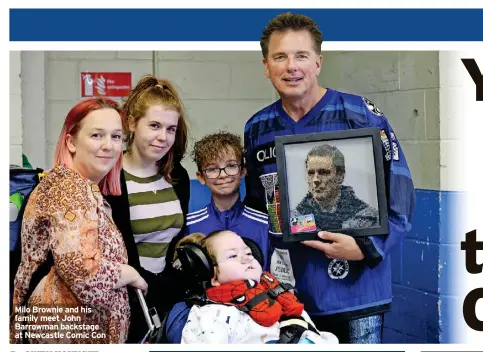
[53,98,124,196]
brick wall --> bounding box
[44,51,275,176]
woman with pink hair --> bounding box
[10,98,146,344]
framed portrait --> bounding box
[275,128,389,242]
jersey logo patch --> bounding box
[328,259,349,280]
[380,130,392,161]
[363,97,384,116]
[390,132,400,161]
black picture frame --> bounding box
[275,128,389,243]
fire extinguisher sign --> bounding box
[81,72,132,97]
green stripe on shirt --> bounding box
[128,188,180,207]
[137,242,169,258]
[131,213,184,235]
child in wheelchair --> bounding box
[167,230,339,344]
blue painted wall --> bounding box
[383,190,462,343]
[188,180,461,343]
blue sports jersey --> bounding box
[243,88,416,319]
[185,198,271,270]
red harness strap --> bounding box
[259,272,304,317]
[205,271,304,327]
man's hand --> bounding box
[302,231,364,261]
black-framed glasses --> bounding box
[202,163,241,179]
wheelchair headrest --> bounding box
[174,236,264,286]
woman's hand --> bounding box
[131,275,148,296]
[115,264,148,295]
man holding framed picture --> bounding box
[243,12,416,343]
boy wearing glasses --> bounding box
[185,131,270,269]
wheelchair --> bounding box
[134,288,165,344]
[133,283,205,343]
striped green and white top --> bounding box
[124,170,184,274]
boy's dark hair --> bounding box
[191,131,244,171]
[260,12,323,59]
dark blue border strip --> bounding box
[9,8,483,41]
